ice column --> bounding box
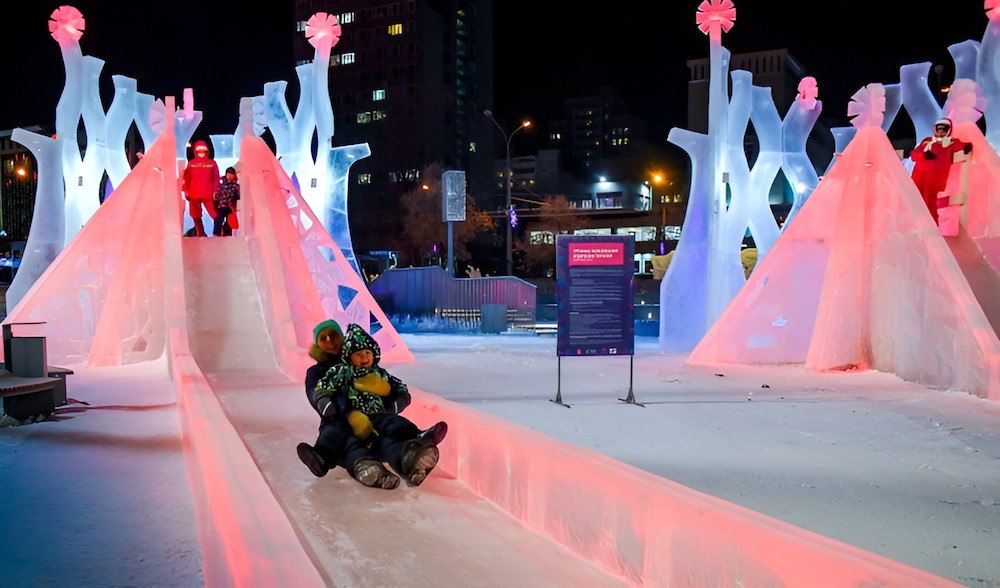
[6,131,65,313]
[51,6,104,244]
[261,13,369,276]
[782,78,823,225]
[48,6,158,244]
[659,0,739,352]
[978,3,1000,149]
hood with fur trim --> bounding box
[341,323,380,366]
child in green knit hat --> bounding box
[297,319,400,489]
[318,323,447,487]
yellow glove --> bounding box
[353,372,391,396]
[347,411,374,439]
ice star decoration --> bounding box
[847,83,886,128]
[987,0,1000,22]
[48,5,85,46]
[305,12,342,54]
[696,0,736,42]
[148,99,167,134]
[797,77,819,111]
[947,79,986,124]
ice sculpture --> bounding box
[42,6,166,247]
[782,78,822,224]
[50,6,104,243]
[259,13,369,276]
[978,1,1000,149]
[3,94,411,367]
[660,0,823,352]
[689,83,1000,401]
[5,130,65,313]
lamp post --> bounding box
[484,109,531,276]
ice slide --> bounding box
[154,134,964,586]
[1,119,957,585]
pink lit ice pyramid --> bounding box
[689,84,1000,401]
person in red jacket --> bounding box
[910,118,972,224]
[182,140,220,236]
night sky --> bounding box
[0,2,991,142]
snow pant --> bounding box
[213,206,233,236]
[187,197,217,236]
[314,417,362,469]
[368,413,422,476]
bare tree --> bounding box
[400,163,495,267]
[512,195,587,276]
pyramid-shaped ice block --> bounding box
[688,126,1000,401]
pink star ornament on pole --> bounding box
[987,0,1000,22]
[696,0,736,42]
[48,5,85,47]
[305,12,342,57]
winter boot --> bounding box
[402,440,440,487]
[416,421,448,446]
[297,442,329,478]
[353,459,400,489]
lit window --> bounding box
[388,23,403,35]
[329,55,341,67]
[339,12,354,24]
[358,173,372,184]
[342,52,356,64]
[296,21,308,32]
[357,112,372,124]
[373,89,386,101]
[372,110,388,121]
[468,141,476,152]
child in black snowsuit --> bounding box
[298,319,400,489]
[319,323,446,486]
[212,167,240,236]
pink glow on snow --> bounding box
[48,5,85,46]
[797,76,819,110]
[305,12,342,55]
[987,0,1000,22]
[696,0,736,41]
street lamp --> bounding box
[484,109,531,276]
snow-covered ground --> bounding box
[2,332,999,586]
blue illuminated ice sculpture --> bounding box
[659,0,826,352]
